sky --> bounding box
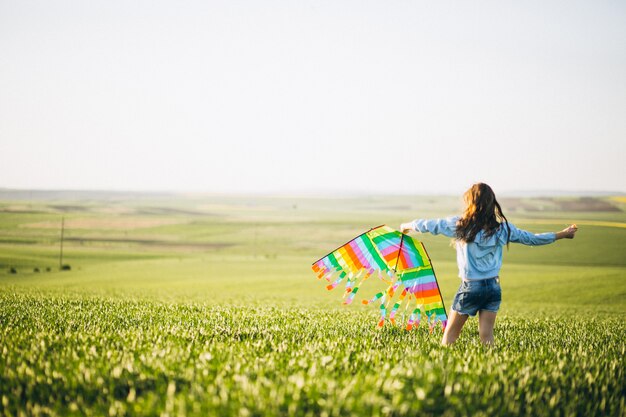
[1,0,625,195]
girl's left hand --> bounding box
[561,224,578,238]
[556,224,578,239]
[400,223,412,234]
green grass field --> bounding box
[1,193,625,416]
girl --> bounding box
[400,183,577,345]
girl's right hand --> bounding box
[400,223,412,234]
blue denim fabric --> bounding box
[451,277,501,316]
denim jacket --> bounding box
[409,216,556,280]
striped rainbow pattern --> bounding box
[312,225,447,330]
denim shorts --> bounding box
[451,277,501,316]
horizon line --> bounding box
[0,186,624,198]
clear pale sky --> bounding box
[1,0,625,195]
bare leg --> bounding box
[441,310,469,345]
[478,310,497,345]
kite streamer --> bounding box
[312,225,447,330]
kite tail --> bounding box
[312,263,324,279]
[364,281,394,306]
[427,311,436,333]
[422,302,447,332]
[362,291,384,305]
[378,270,394,285]
[389,301,401,326]
[427,312,446,333]
[326,271,347,290]
[406,307,421,331]
[344,287,358,305]
[377,295,394,328]
[387,283,399,298]
[389,288,408,326]
[378,302,387,328]
[315,268,331,281]
[342,274,357,295]
[344,272,371,305]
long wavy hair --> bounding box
[455,183,510,247]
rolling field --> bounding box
[1,192,625,416]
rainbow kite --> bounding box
[312,225,447,330]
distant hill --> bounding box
[0,189,176,201]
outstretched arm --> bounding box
[508,223,578,245]
[400,217,459,237]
